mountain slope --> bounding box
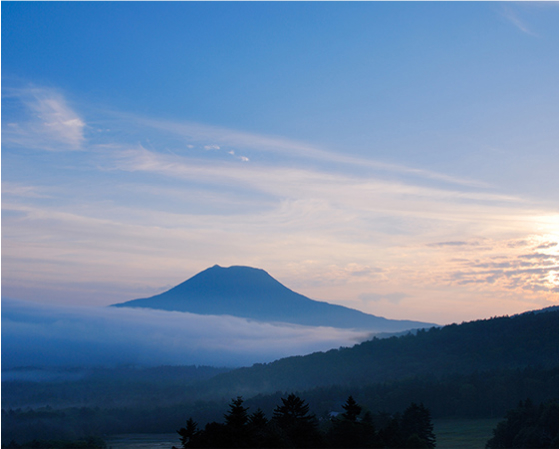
[196,307,559,398]
[112,265,434,331]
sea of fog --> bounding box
[2,297,371,372]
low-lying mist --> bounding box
[2,297,370,372]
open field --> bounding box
[104,419,501,449]
[105,434,179,449]
[434,418,501,449]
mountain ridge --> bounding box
[112,265,435,332]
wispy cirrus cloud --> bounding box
[501,5,534,36]
[1,85,493,192]
[2,87,85,150]
[2,181,52,199]
[112,113,489,189]
[108,145,522,212]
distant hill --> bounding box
[195,308,559,398]
[112,265,434,332]
[517,305,559,316]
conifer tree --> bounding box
[328,396,378,448]
[177,417,199,448]
[248,408,268,428]
[224,396,249,429]
[272,393,313,427]
[400,402,436,449]
[341,396,362,422]
[272,394,322,448]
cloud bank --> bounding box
[1,298,370,369]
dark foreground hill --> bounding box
[196,307,559,397]
[112,265,434,332]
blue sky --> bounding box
[2,2,558,324]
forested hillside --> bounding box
[2,365,231,409]
[197,309,558,397]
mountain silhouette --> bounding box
[112,265,434,332]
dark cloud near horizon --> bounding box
[1,298,370,370]
[426,241,472,247]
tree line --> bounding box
[3,366,557,443]
[174,394,436,449]
[486,398,558,448]
[201,310,559,397]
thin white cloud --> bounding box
[109,146,520,209]
[1,182,52,199]
[116,113,488,188]
[2,87,85,150]
[499,5,538,37]
[2,84,490,190]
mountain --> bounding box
[112,265,434,332]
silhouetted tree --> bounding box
[177,418,199,448]
[222,397,251,447]
[174,395,440,449]
[247,408,277,448]
[400,403,436,449]
[272,394,323,447]
[486,399,559,448]
[224,396,249,429]
[272,394,313,427]
[196,421,228,448]
[341,396,362,422]
[328,396,378,448]
[377,414,403,448]
[248,408,268,429]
